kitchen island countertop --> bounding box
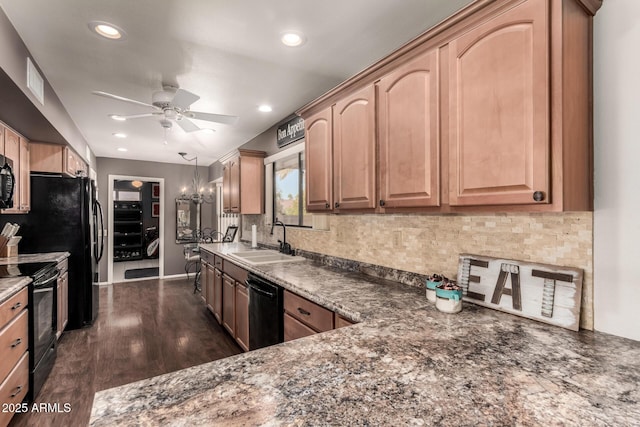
[90,243,640,426]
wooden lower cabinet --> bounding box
[334,313,356,329]
[0,288,29,427]
[283,290,336,342]
[234,282,249,351]
[205,263,215,313]
[213,268,223,324]
[284,312,316,342]
[222,274,235,336]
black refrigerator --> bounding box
[17,174,104,330]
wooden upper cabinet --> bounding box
[378,49,440,208]
[30,142,87,177]
[222,150,265,214]
[448,0,549,206]
[333,85,376,211]
[305,108,333,212]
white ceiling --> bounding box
[0,0,473,166]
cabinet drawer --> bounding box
[200,249,214,265]
[284,290,333,332]
[57,257,69,275]
[0,287,28,328]
[0,310,28,386]
[214,255,223,269]
[0,352,29,427]
[223,260,248,284]
[284,312,317,342]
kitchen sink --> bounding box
[228,249,306,265]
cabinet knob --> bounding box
[334,202,340,208]
[325,203,330,209]
[379,200,386,207]
[532,191,546,202]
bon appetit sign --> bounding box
[277,116,305,148]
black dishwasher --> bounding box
[247,273,284,350]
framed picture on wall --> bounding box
[152,183,160,199]
[152,202,160,218]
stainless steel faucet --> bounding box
[270,217,293,255]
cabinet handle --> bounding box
[532,191,546,202]
[10,385,23,398]
[325,203,330,209]
[334,202,340,209]
[379,200,386,207]
[11,302,22,310]
[10,338,22,348]
[297,307,311,316]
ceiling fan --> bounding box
[92,85,239,133]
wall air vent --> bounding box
[27,57,44,105]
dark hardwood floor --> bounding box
[9,278,242,427]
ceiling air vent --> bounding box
[26,57,44,105]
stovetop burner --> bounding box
[0,262,57,279]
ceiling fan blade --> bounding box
[117,112,163,120]
[176,118,201,133]
[187,111,239,125]
[171,89,200,110]
[92,91,155,108]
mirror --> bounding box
[176,199,200,243]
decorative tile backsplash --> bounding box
[242,212,593,330]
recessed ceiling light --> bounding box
[117,147,128,152]
[109,114,126,121]
[258,105,273,113]
[113,133,127,138]
[281,32,306,47]
[88,21,125,40]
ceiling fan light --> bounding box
[89,21,125,40]
[109,114,126,121]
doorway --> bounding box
[107,175,165,283]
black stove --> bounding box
[0,262,56,279]
[0,261,59,402]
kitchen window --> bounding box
[273,152,311,227]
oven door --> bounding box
[32,272,59,363]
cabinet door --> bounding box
[229,160,240,213]
[378,49,440,208]
[206,264,215,312]
[222,274,235,335]
[222,163,231,213]
[56,271,68,337]
[448,0,549,206]
[305,107,333,212]
[234,281,249,351]
[2,128,20,213]
[201,262,208,303]
[213,268,223,324]
[19,138,30,212]
[333,84,376,211]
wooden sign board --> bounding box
[457,254,583,331]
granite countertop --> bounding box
[90,243,640,426]
[0,252,69,304]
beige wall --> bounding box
[244,212,593,330]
